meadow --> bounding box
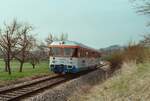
[0,59,52,86]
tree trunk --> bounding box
[7,60,11,75]
[5,61,8,72]
[7,47,11,75]
[32,64,35,69]
[19,62,24,72]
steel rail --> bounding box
[0,70,94,101]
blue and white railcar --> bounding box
[49,41,101,73]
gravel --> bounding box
[23,66,111,101]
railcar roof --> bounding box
[50,40,100,53]
[50,40,79,46]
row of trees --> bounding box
[0,20,68,75]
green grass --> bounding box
[0,60,52,82]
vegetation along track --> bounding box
[0,70,95,101]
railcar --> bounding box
[49,40,101,73]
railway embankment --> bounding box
[24,65,112,101]
[69,62,150,101]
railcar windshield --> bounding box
[50,47,62,56]
[50,47,78,57]
[64,48,77,57]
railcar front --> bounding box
[49,44,79,73]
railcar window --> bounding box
[51,47,62,56]
[64,48,75,56]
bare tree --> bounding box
[15,25,36,72]
[45,33,68,45]
[131,0,150,19]
[45,33,53,46]
[28,51,40,69]
[139,34,150,47]
[59,33,68,41]
[45,33,57,59]
[0,20,21,75]
[37,42,49,60]
[131,0,150,46]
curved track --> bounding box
[0,70,94,101]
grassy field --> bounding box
[0,60,52,85]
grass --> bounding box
[0,60,52,86]
[69,62,150,101]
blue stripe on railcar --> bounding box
[50,65,80,73]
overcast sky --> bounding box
[0,0,149,48]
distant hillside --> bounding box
[99,45,124,59]
[100,45,124,53]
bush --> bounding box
[123,44,150,63]
[105,51,123,71]
[105,43,150,70]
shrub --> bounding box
[105,51,123,72]
[123,44,150,63]
[105,43,150,70]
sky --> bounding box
[0,0,150,49]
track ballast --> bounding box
[0,69,95,101]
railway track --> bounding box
[0,70,94,101]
